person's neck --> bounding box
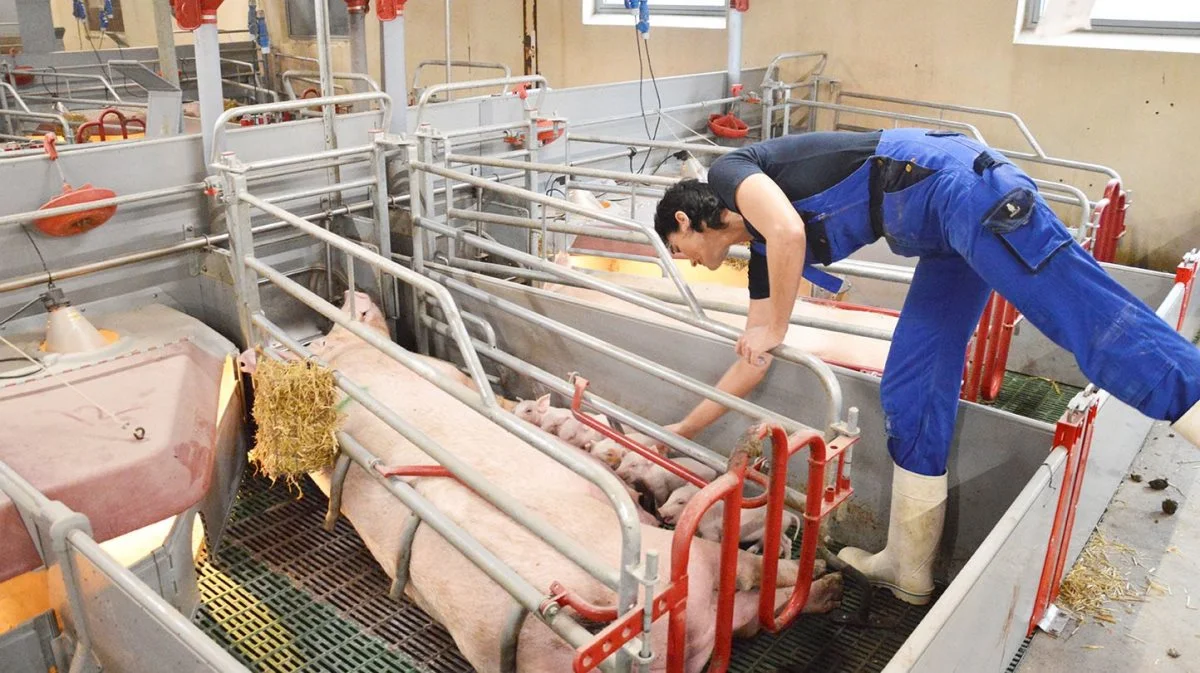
[721,211,752,245]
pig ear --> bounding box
[536,394,551,411]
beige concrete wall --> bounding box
[533,1,1200,270]
[261,0,522,102]
[77,1,1190,269]
[50,0,252,49]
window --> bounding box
[86,0,124,33]
[594,0,726,18]
[286,0,349,39]
[1029,0,1200,36]
[585,0,727,29]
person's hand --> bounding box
[664,422,689,439]
[736,325,785,366]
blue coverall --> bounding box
[748,128,1200,476]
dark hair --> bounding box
[653,179,726,245]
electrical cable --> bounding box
[20,226,54,290]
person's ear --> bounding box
[674,210,691,233]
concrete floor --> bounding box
[1019,421,1200,672]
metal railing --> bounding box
[281,69,380,100]
[213,138,653,672]
[0,461,248,673]
[206,91,392,166]
[410,59,512,99]
[413,74,550,128]
[404,128,848,435]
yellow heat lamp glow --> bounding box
[0,570,50,634]
[567,255,753,288]
[0,515,205,637]
[0,356,241,638]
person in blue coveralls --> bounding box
[653,128,1200,606]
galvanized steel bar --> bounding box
[66,530,251,671]
[207,92,392,165]
[424,267,810,435]
[0,182,204,228]
[823,259,914,284]
[499,604,529,673]
[791,98,988,141]
[0,82,31,112]
[391,512,422,599]
[447,208,651,245]
[418,313,728,473]
[262,177,377,205]
[247,308,629,592]
[242,145,375,173]
[0,109,73,141]
[239,190,496,404]
[323,453,352,531]
[446,153,680,188]
[408,159,705,316]
[569,133,734,155]
[413,74,549,127]
[416,216,844,431]
[335,432,617,671]
[0,204,376,295]
[412,59,512,94]
[571,97,740,131]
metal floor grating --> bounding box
[198,475,933,673]
[195,475,473,673]
[988,371,1081,424]
[728,573,933,673]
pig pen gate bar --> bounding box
[211,98,860,673]
[523,114,1124,402]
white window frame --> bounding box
[285,0,351,39]
[583,0,727,30]
[1015,0,1200,53]
[1027,0,1200,36]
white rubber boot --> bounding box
[1172,400,1200,448]
[837,463,947,606]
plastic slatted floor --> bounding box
[197,366,1065,672]
[195,476,468,672]
[987,371,1082,424]
[196,475,932,673]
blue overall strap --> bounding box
[749,241,845,295]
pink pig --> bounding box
[616,452,719,507]
[658,484,801,559]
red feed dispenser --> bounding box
[33,133,118,237]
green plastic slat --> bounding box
[988,371,1081,424]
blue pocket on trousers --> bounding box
[984,190,1071,272]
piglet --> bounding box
[616,452,718,507]
[512,393,552,426]
[589,432,661,469]
[658,484,800,559]
[555,412,615,450]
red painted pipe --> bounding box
[1175,259,1198,332]
[978,296,1005,403]
[570,451,752,673]
[545,581,617,622]
[1092,180,1126,263]
[800,296,902,319]
[1048,403,1098,606]
[1028,400,1097,635]
[756,426,824,631]
[667,450,749,673]
[964,293,996,402]
[374,464,454,479]
[983,301,1019,401]
[570,377,709,487]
